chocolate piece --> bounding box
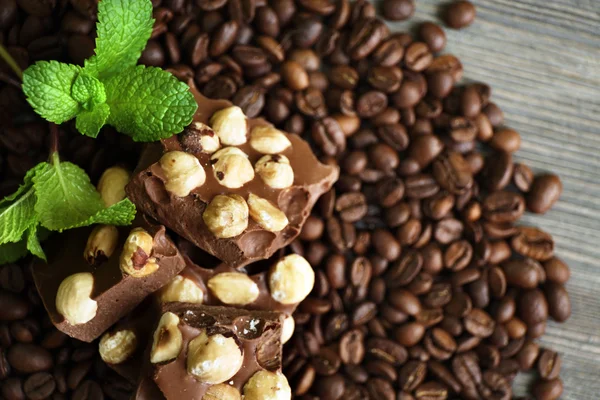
[32,224,186,342]
[126,87,339,267]
[148,303,287,399]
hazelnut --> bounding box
[210,147,254,189]
[249,126,292,154]
[202,194,249,238]
[243,371,292,400]
[84,225,119,266]
[207,272,259,305]
[160,151,206,197]
[97,167,130,207]
[281,315,295,345]
[150,312,183,364]
[181,121,221,154]
[120,228,159,278]
[203,384,241,400]
[247,194,289,232]
[187,329,244,384]
[99,329,137,364]
[55,273,98,325]
[255,155,294,189]
[159,275,204,304]
[209,106,248,146]
[269,254,315,305]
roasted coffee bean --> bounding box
[394,322,425,347]
[7,343,52,373]
[311,347,341,376]
[432,151,473,195]
[356,91,388,118]
[386,250,423,287]
[367,377,395,400]
[313,373,345,400]
[511,227,554,261]
[518,288,548,326]
[527,174,562,214]
[464,308,495,338]
[424,328,456,360]
[339,329,365,365]
[382,0,414,21]
[419,22,446,53]
[544,282,571,322]
[405,42,433,72]
[513,163,534,192]
[72,380,103,400]
[445,0,476,29]
[23,373,55,400]
[414,381,448,400]
[312,118,346,156]
[427,360,462,393]
[482,151,513,191]
[537,348,561,380]
[0,290,29,321]
[399,360,427,391]
[452,352,481,393]
[335,192,368,222]
[367,337,407,365]
[502,258,544,289]
[532,378,563,400]
[347,17,386,60]
[367,66,403,93]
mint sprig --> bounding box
[0,152,136,262]
[21,0,197,141]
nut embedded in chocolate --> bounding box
[151,312,183,364]
[247,193,289,232]
[249,126,292,154]
[210,147,255,189]
[99,329,138,364]
[120,228,159,277]
[187,329,244,384]
[207,272,260,306]
[159,275,204,304]
[202,194,249,238]
[203,384,242,400]
[55,272,98,326]
[281,315,295,345]
[269,254,315,305]
[84,225,119,266]
[210,105,248,145]
[255,154,294,189]
[160,151,206,197]
[242,370,291,400]
[97,166,131,207]
[180,121,221,154]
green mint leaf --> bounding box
[22,61,82,124]
[85,0,154,79]
[0,186,37,244]
[104,65,197,141]
[71,199,136,229]
[71,74,106,110]
[76,103,110,138]
[33,154,104,231]
[0,163,47,207]
[0,239,28,264]
[26,224,46,261]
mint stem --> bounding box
[49,124,60,157]
[0,44,24,81]
[0,70,21,89]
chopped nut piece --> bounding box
[159,275,204,304]
[99,329,137,364]
[255,155,294,189]
[97,167,130,207]
[269,254,315,305]
[247,194,289,232]
[55,272,98,325]
[202,194,249,238]
[210,147,254,189]
[120,228,159,278]
[249,126,292,154]
[84,225,118,266]
[203,384,241,400]
[180,121,221,154]
[160,151,206,197]
[207,272,260,305]
[151,312,183,364]
[187,329,244,384]
[281,315,295,345]
[243,371,291,400]
[210,106,248,146]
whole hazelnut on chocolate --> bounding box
[160,151,206,197]
[55,272,98,325]
[247,194,289,232]
[281,315,295,345]
[203,384,241,400]
[207,272,260,306]
[97,166,131,207]
[187,329,244,384]
[210,106,248,146]
[202,194,249,238]
[120,228,159,278]
[150,312,183,364]
[249,126,292,154]
[210,147,254,189]
[84,225,119,266]
[180,121,221,154]
[159,275,205,304]
[242,370,291,400]
[99,329,137,364]
[269,254,315,305]
[255,154,294,189]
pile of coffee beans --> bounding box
[0,0,571,399]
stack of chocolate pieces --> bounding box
[31,88,338,399]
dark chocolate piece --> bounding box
[32,224,186,342]
[148,303,288,399]
[126,87,338,267]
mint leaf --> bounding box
[0,239,28,264]
[33,154,104,231]
[104,65,197,141]
[26,224,46,261]
[85,0,154,79]
[71,199,136,229]
[0,163,46,206]
[0,188,36,244]
[22,61,82,124]
[76,103,110,138]
[71,74,106,110]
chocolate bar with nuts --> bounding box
[32,222,186,342]
[126,87,339,267]
[147,303,290,400]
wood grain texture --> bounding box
[376,0,600,398]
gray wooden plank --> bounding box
[376,0,600,398]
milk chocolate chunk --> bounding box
[126,88,339,267]
[149,303,289,400]
[32,223,186,342]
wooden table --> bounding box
[376,0,600,398]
